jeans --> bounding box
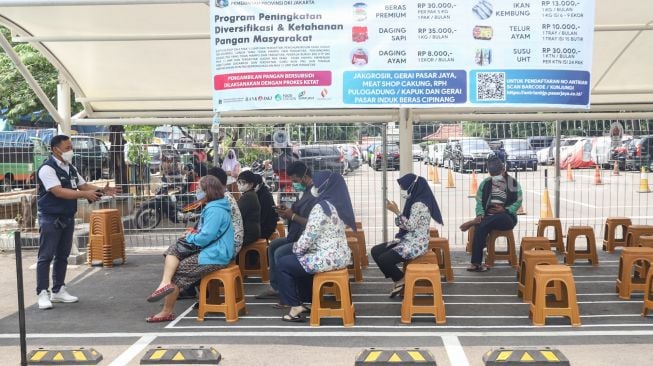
[268,237,294,290]
[276,254,313,306]
[371,242,406,282]
[36,214,75,294]
[471,213,517,265]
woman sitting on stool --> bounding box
[276,171,356,322]
[371,174,443,298]
[145,175,235,322]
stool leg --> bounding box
[310,280,323,327]
[197,278,210,322]
[259,248,269,283]
[531,277,546,326]
[618,257,633,300]
[224,275,238,323]
[442,246,454,282]
[432,276,447,324]
[401,273,416,324]
[338,282,355,327]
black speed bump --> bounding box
[141,346,221,364]
[355,348,436,365]
[484,348,569,365]
[27,347,102,365]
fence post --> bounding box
[14,231,27,366]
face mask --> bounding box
[310,186,320,197]
[61,150,74,164]
[492,175,504,182]
[238,183,251,192]
[228,153,234,159]
[292,182,306,192]
[400,191,410,199]
[196,190,206,201]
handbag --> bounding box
[175,237,201,257]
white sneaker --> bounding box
[50,286,78,303]
[38,290,53,310]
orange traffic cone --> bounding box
[612,161,620,176]
[638,167,650,193]
[445,168,455,188]
[468,170,478,198]
[566,163,574,182]
[428,165,440,184]
[594,165,603,185]
[540,189,553,218]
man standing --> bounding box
[36,135,119,310]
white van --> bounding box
[426,142,447,166]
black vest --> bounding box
[37,156,80,216]
[480,175,519,221]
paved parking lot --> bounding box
[2,247,653,365]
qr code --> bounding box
[476,72,506,101]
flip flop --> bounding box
[145,313,176,323]
[147,283,175,303]
[389,284,405,299]
[281,313,305,323]
[475,265,490,272]
[272,303,290,309]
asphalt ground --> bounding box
[2,246,653,365]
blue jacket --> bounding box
[185,197,234,265]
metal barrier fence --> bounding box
[0,120,651,251]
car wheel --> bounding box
[134,203,162,230]
[2,174,13,192]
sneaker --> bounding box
[38,290,53,310]
[50,286,78,303]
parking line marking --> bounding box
[442,335,470,366]
[178,313,645,320]
[108,335,155,366]
[165,303,195,329]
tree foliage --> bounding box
[0,26,81,123]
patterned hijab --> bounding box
[311,170,356,231]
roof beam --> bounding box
[0,0,207,6]
[595,24,653,32]
[13,34,209,42]
[0,31,63,125]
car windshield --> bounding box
[72,138,92,149]
[504,140,530,150]
[460,140,489,151]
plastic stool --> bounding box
[428,237,454,282]
[517,237,551,279]
[237,238,269,282]
[529,265,581,326]
[565,226,598,266]
[401,258,446,325]
[197,263,246,322]
[616,247,653,299]
[88,209,125,267]
[466,226,475,254]
[518,250,560,303]
[310,269,355,327]
[603,217,631,252]
[345,234,363,282]
[641,268,653,317]
[537,218,565,252]
[626,225,653,247]
[486,230,518,268]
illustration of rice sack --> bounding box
[473,0,493,20]
[353,2,367,21]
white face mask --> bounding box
[400,191,410,199]
[310,186,320,197]
[61,150,74,164]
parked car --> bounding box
[625,135,653,171]
[152,125,193,145]
[294,144,346,174]
[443,138,492,173]
[527,136,554,151]
[412,144,423,161]
[541,137,583,165]
[371,144,400,171]
[425,142,447,166]
[501,139,538,171]
[70,135,110,181]
[339,144,362,172]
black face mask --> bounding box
[228,153,234,159]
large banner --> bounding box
[210,0,594,112]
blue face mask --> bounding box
[292,182,306,192]
[196,190,206,201]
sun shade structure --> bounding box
[0,0,652,123]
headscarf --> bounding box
[396,174,443,238]
[311,170,356,231]
[222,148,239,172]
[237,170,257,184]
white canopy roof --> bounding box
[0,0,652,122]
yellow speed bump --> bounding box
[141,346,221,364]
[27,347,102,365]
[484,348,569,365]
[355,348,436,365]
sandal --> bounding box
[389,284,405,299]
[147,283,175,303]
[466,264,490,272]
[281,313,305,322]
[272,303,290,309]
[145,313,176,323]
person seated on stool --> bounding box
[371,174,443,298]
[236,170,262,247]
[462,155,522,272]
[275,171,356,322]
[145,175,234,323]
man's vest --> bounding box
[37,156,80,216]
